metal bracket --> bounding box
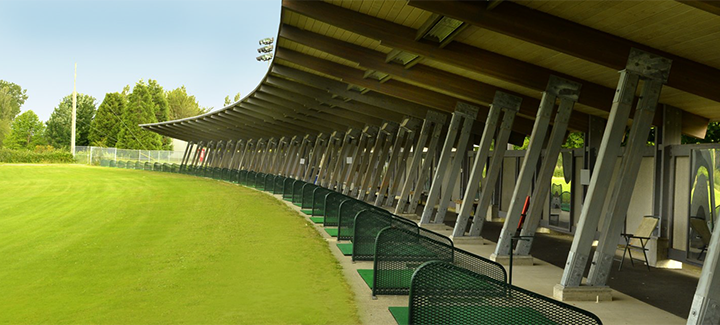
[626,48,672,82]
[454,102,480,119]
[425,110,448,124]
[401,116,423,131]
[380,121,400,135]
[546,75,583,101]
[492,91,523,112]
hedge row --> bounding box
[0,148,75,163]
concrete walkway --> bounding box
[276,194,685,325]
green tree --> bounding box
[89,92,126,147]
[45,94,97,149]
[147,80,172,150]
[116,80,163,150]
[5,110,46,150]
[167,86,210,120]
[0,81,28,147]
[224,92,241,106]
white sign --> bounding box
[300,158,306,165]
[346,157,353,164]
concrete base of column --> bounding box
[553,284,613,302]
[420,222,453,232]
[489,254,534,266]
[450,236,485,245]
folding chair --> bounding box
[690,217,712,261]
[619,216,658,271]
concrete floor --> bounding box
[275,193,689,325]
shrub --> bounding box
[0,148,74,163]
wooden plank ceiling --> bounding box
[142,0,719,143]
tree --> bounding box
[224,92,241,106]
[89,92,126,147]
[45,94,97,149]
[0,81,28,147]
[115,80,163,150]
[146,79,173,150]
[5,110,46,150]
[167,86,210,120]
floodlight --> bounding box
[257,45,274,53]
[259,37,274,45]
[256,54,273,61]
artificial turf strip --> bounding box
[310,217,324,224]
[325,228,338,237]
[300,209,313,215]
[0,165,359,324]
[336,243,353,255]
[358,269,375,289]
[388,306,409,325]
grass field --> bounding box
[0,165,359,324]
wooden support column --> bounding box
[420,103,479,225]
[291,135,314,179]
[343,125,378,195]
[304,133,328,183]
[357,121,400,201]
[557,49,671,300]
[319,132,344,187]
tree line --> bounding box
[0,79,221,152]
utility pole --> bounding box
[71,63,77,157]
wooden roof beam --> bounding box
[282,0,708,138]
[409,0,720,102]
[676,1,720,16]
[247,96,363,130]
[274,47,535,135]
[279,24,589,132]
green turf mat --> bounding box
[300,209,313,215]
[357,269,375,289]
[388,307,409,325]
[294,203,302,207]
[310,217,324,224]
[336,242,353,255]
[325,228,338,237]
[408,305,557,325]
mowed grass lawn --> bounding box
[0,165,359,324]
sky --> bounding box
[0,0,282,122]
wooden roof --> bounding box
[142,0,719,143]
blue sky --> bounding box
[0,0,282,121]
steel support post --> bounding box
[191,141,203,168]
[180,141,194,172]
[587,74,669,286]
[357,123,391,200]
[468,102,520,236]
[343,126,376,195]
[250,139,266,172]
[419,103,479,225]
[346,126,379,196]
[560,49,670,287]
[230,140,244,170]
[270,137,288,174]
[330,128,360,191]
[688,206,720,324]
[365,123,400,202]
[515,82,583,255]
[494,76,581,258]
[282,136,300,177]
[261,138,278,173]
[239,140,253,170]
[305,133,327,183]
[206,142,218,168]
[452,92,522,237]
[377,117,422,207]
[395,111,447,214]
[319,132,343,187]
[384,119,420,207]
[291,135,313,178]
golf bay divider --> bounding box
[389,261,602,325]
[311,187,333,217]
[273,175,286,195]
[299,183,318,214]
[322,191,350,227]
[351,210,421,261]
[337,199,392,242]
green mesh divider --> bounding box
[338,200,389,241]
[323,192,350,228]
[254,173,266,190]
[109,160,117,168]
[171,164,179,173]
[372,227,453,296]
[291,179,306,204]
[117,161,126,168]
[453,247,507,283]
[352,211,416,261]
[151,162,159,171]
[264,174,275,192]
[144,162,152,171]
[301,183,318,209]
[282,178,294,200]
[245,171,256,186]
[238,170,248,185]
[408,261,602,325]
[273,176,286,194]
[312,187,332,216]
[134,161,142,170]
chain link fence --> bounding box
[74,146,186,166]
